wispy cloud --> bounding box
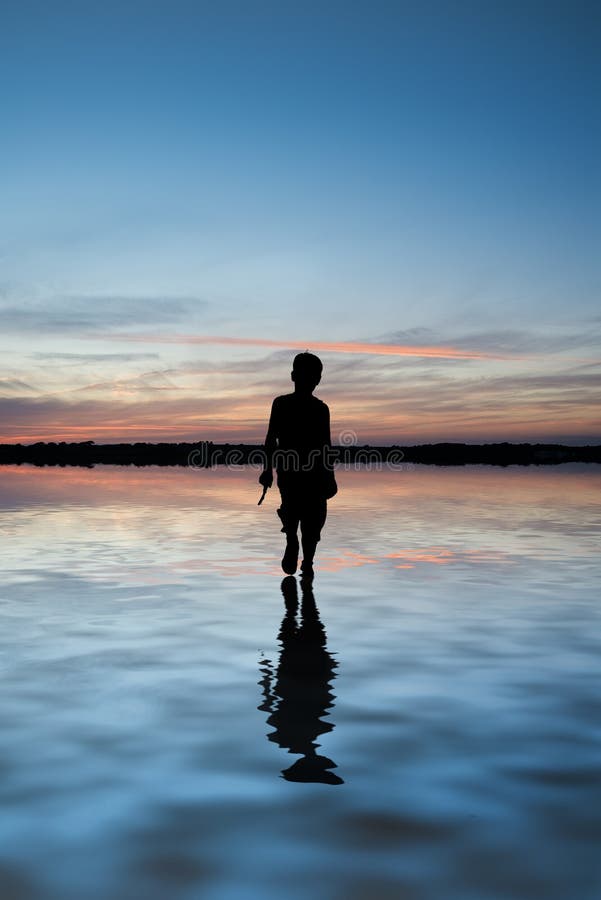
[0,296,207,333]
[2,318,599,444]
[1,356,600,444]
[99,322,601,362]
[102,333,506,360]
[31,352,161,363]
[382,326,601,356]
[0,378,38,396]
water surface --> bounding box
[0,464,599,899]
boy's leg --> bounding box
[278,487,301,575]
[300,499,327,576]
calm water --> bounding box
[0,464,599,900]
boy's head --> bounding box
[291,352,323,393]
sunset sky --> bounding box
[1,1,600,444]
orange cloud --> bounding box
[104,333,506,360]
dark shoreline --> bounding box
[0,441,600,468]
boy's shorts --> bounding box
[277,486,327,542]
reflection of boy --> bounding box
[259,353,337,578]
[260,575,343,784]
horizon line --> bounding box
[2,439,600,448]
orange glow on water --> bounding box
[1,464,599,580]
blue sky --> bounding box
[1,1,600,443]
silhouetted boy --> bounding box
[259,352,337,577]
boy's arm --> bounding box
[323,403,336,468]
[325,404,332,448]
[259,398,279,487]
[322,403,338,497]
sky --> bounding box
[1,0,600,445]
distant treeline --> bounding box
[0,440,600,468]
